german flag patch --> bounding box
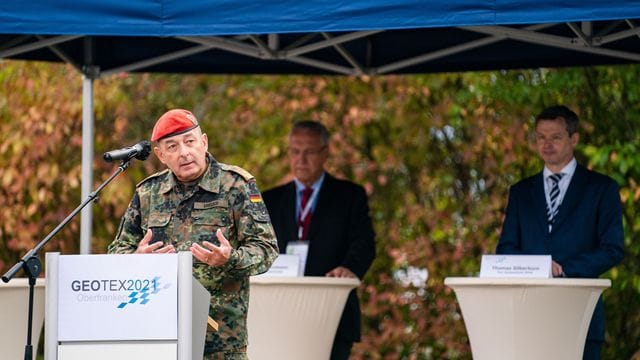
[246,180,269,222]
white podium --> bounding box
[45,252,210,360]
[0,278,45,360]
[247,276,359,360]
[444,277,610,360]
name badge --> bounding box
[480,255,552,278]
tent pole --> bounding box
[80,70,96,254]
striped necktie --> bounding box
[546,173,564,232]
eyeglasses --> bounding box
[287,146,326,158]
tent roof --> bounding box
[1,1,639,36]
[1,1,640,76]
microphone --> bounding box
[103,140,151,162]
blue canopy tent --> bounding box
[3,1,640,75]
[2,0,640,252]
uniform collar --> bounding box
[159,153,220,194]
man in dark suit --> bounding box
[497,105,624,360]
[262,120,376,360]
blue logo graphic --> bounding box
[117,276,172,309]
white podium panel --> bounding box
[444,277,610,360]
[247,276,359,360]
[0,278,45,360]
[58,342,176,360]
[57,254,178,341]
[46,252,210,360]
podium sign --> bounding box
[480,255,552,278]
[256,254,300,277]
[46,252,210,360]
[57,254,178,341]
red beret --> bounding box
[151,109,200,141]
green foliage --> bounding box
[1,61,638,359]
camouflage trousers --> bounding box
[203,348,248,360]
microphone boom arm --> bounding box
[2,160,131,282]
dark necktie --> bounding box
[546,173,564,232]
[298,187,314,240]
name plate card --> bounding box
[257,254,300,277]
[480,255,552,278]
[286,241,309,276]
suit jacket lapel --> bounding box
[551,164,586,232]
[283,182,299,242]
[307,173,334,240]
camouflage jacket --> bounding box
[108,153,278,354]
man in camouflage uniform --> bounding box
[108,109,278,359]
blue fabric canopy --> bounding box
[1,1,639,36]
[1,1,640,75]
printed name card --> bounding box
[258,254,300,277]
[480,255,552,278]
[285,241,309,276]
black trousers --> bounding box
[583,340,602,360]
[330,339,353,360]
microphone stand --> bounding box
[1,159,133,360]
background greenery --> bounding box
[1,60,638,359]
